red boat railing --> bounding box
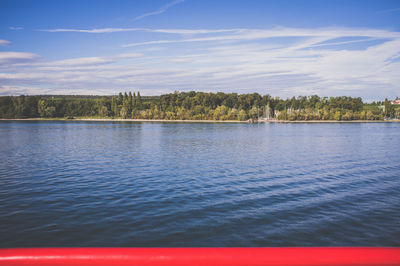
[0,247,399,266]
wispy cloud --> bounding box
[41,28,145,33]
[0,39,11,46]
[37,53,142,68]
[1,27,400,100]
[41,27,233,35]
[0,52,40,65]
[132,0,184,21]
[122,27,400,47]
[377,7,400,14]
[9,26,23,30]
[308,37,379,48]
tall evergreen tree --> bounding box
[111,96,118,117]
[128,92,132,104]
[136,92,142,109]
[132,92,136,107]
[118,92,123,105]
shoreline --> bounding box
[0,118,245,123]
[0,118,399,123]
[271,119,399,123]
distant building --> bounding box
[392,97,400,105]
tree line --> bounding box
[0,91,399,121]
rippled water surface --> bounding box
[0,121,399,247]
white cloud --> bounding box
[9,26,23,30]
[122,27,400,47]
[41,27,234,35]
[377,7,400,14]
[0,85,41,95]
[308,37,379,48]
[1,27,400,100]
[0,39,11,46]
[0,53,143,69]
[41,28,145,33]
[44,57,115,67]
[0,52,40,65]
[132,0,184,21]
[169,58,192,63]
[113,53,143,59]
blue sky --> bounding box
[1,0,400,100]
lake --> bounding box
[0,121,399,247]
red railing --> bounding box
[0,248,399,266]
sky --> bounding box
[0,0,400,101]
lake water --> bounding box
[0,121,399,247]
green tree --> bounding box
[249,106,259,120]
[118,92,123,105]
[120,106,128,118]
[277,110,288,120]
[334,111,341,121]
[98,106,108,117]
[111,96,118,117]
[238,110,248,121]
[384,99,394,118]
[136,92,142,109]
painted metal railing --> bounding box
[0,247,399,266]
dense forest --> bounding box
[0,91,399,121]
